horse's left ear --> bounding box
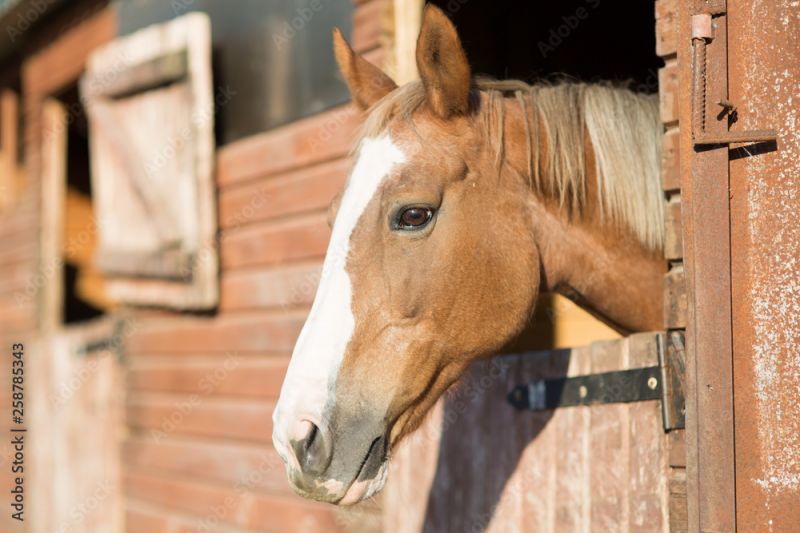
[333,28,398,110]
[416,5,471,118]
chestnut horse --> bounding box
[272,5,664,505]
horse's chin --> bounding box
[336,460,389,506]
[284,456,389,506]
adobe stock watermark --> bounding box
[52,479,113,533]
[537,0,602,59]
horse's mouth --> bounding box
[336,435,388,505]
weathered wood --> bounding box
[127,312,305,355]
[216,104,360,186]
[655,0,678,58]
[679,3,737,529]
[664,197,683,260]
[219,263,322,311]
[668,468,689,533]
[663,265,687,329]
[124,469,346,532]
[218,157,347,230]
[352,0,383,54]
[127,357,290,398]
[127,396,274,444]
[123,437,288,494]
[28,322,124,533]
[39,99,67,332]
[83,50,188,99]
[659,61,679,126]
[388,0,423,84]
[385,339,670,533]
[83,13,218,309]
[661,128,681,192]
[221,213,330,270]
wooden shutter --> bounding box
[81,13,217,309]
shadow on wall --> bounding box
[385,351,571,532]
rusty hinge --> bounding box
[691,12,777,146]
[507,332,686,432]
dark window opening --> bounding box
[116,0,355,145]
[56,84,111,324]
[428,0,660,91]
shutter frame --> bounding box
[82,12,218,309]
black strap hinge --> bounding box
[507,331,686,432]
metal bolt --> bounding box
[578,385,588,399]
[647,377,658,390]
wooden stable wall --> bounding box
[385,334,673,532]
[0,4,119,532]
[655,0,688,530]
[121,1,384,531]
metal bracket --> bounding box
[691,11,777,146]
[507,367,662,411]
[507,332,686,432]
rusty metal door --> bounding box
[681,0,800,531]
[727,0,800,529]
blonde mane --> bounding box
[357,79,664,250]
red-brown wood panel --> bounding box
[219,158,347,230]
[127,313,306,354]
[127,357,290,398]
[221,214,331,269]
[216,105,360,187]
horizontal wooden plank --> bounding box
[664,265,687,329]
[362,44,387,69]
[123,436,290,495]
[353,0,383,53]
[127,313,306,354]
[220,262,321,311]
[0,258,38,296]
[661,128,680,192]
[127,357,289,398]
[216,105,360,187]
[221,213,330,270]
[655,0,678,58]
[22,8,116,98]
[126,499,254,533]
[125,469,347,532]
[0,210,39,241]
[127,395,274,443]
[0,242,37,266]
[0,300,36,332]
[658,61,679,126]
[664,197,683,260]
[125,505,173,533]
[669,429,686,468]
[219,158,346,230]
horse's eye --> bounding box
[397,206,433,230]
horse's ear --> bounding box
[416,5,471,118]
[333,28,397,110]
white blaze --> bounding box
[273,135,406,446]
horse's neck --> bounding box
[501,96,665,333]
[530,198,665,333]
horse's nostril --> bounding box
[289,419,332,476]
